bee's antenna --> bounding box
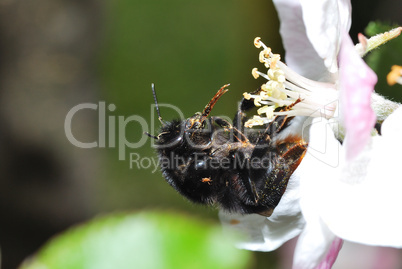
[144,131,158,140]
[201,84,230,121]
[151,83,165,125]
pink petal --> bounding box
[316,237,343,269]
[339,32,377,160]
[272,0,330,81]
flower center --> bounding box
[244,37,339,128]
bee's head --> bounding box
[155,119,184,148]
[146,84,230,146]
[184,112,205,130]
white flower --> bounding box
[220,0,402,268]
[296,106,402,268]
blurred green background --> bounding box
[0,0,401,268]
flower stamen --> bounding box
[387,65,402,86]
[244,38,338,128]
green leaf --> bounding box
[20,211,252,269]
[365,21,402,102]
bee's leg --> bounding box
[211,116,232,129]
[281,142,308,169]
[244,99,306,215]
[232,88,264,144]
[279,97,302,112]
[233,88,261,128]
[264,116,290,137]
[211,116,248,143]
[262,98,303,137]
[247,128,306,215]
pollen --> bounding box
[245,115,265,128]
[253,96,262,107]
[243,92,252,100]
[257,106,275,119]
[201,177,212,185]
[252,68,260,79]
[387,65,402,86]
[254,37,262,48]
[269,54,280,69]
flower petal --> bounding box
[219,168,305,251]
[333,242,402,268]
[272,0,330,81]
[320,107,402,247]
[339,32,377,160]
[300,0,351,73]
[316,237,343,269]
[293,217,337,269]
[293,118,343,269]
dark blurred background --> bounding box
[0,0,400,268]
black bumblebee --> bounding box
[147,84,307,217]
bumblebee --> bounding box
[147,84,307,217]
